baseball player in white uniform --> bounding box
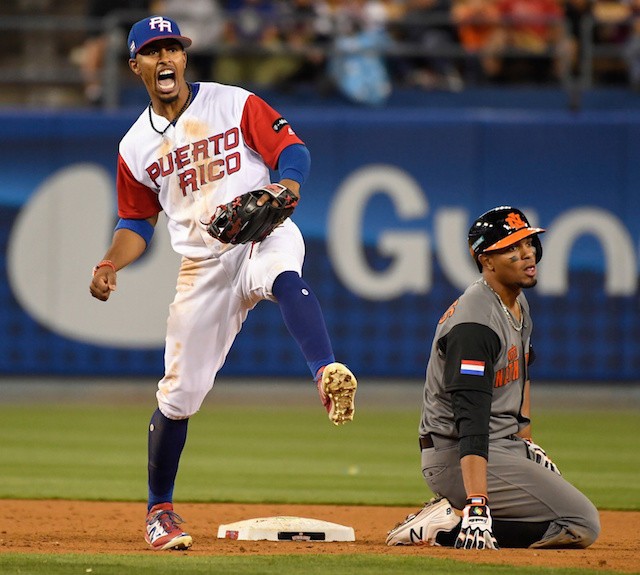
[89,15,357,551]
[385,207,600,550]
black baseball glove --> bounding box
[205,183,299,244]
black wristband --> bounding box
[459,434,489,459]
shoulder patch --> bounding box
[272,117,289,132]
[460,359,485,376]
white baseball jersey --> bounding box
[116,82,303,259]
[115,82,306,418]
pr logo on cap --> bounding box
[127,15,192,59]
[148,16,174,32]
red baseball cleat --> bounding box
[144,503,192,550]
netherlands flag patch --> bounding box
[460,360,485,376]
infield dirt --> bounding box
[2,500,638,572]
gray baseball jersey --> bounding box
[417,279,600,548]
[420,279,531,439]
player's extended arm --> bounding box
[461,453,488,496]
[450,389,499,550]
[89,214,158,302]
[456,454,499,550]
[442,323,500,549]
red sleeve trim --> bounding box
[116,154,162,219]
[240,94,304,170]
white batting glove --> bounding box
[523,438,561,475]
[455,496,499,550]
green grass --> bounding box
[1,398,638,574]
[0,553,629,575]
[0,403,637,509]
[533,411,640,510]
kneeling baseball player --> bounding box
[89,16,357,551]
[386,206,600,550]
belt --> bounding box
[419,434,434,449]
[419,434,459,450]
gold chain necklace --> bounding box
[148,83,192,137]
[479,279,524,332]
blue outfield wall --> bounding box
[1,105,639,381]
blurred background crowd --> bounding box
[2,0,640,108]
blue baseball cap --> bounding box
[127,16,192,59]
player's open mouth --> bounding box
[157,69,176,92]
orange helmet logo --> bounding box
[505,212,527,230]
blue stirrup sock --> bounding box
[272,271,335,379]
[147,408,189,511]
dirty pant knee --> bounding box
[156,386,208,420]
[531,508,600,549]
